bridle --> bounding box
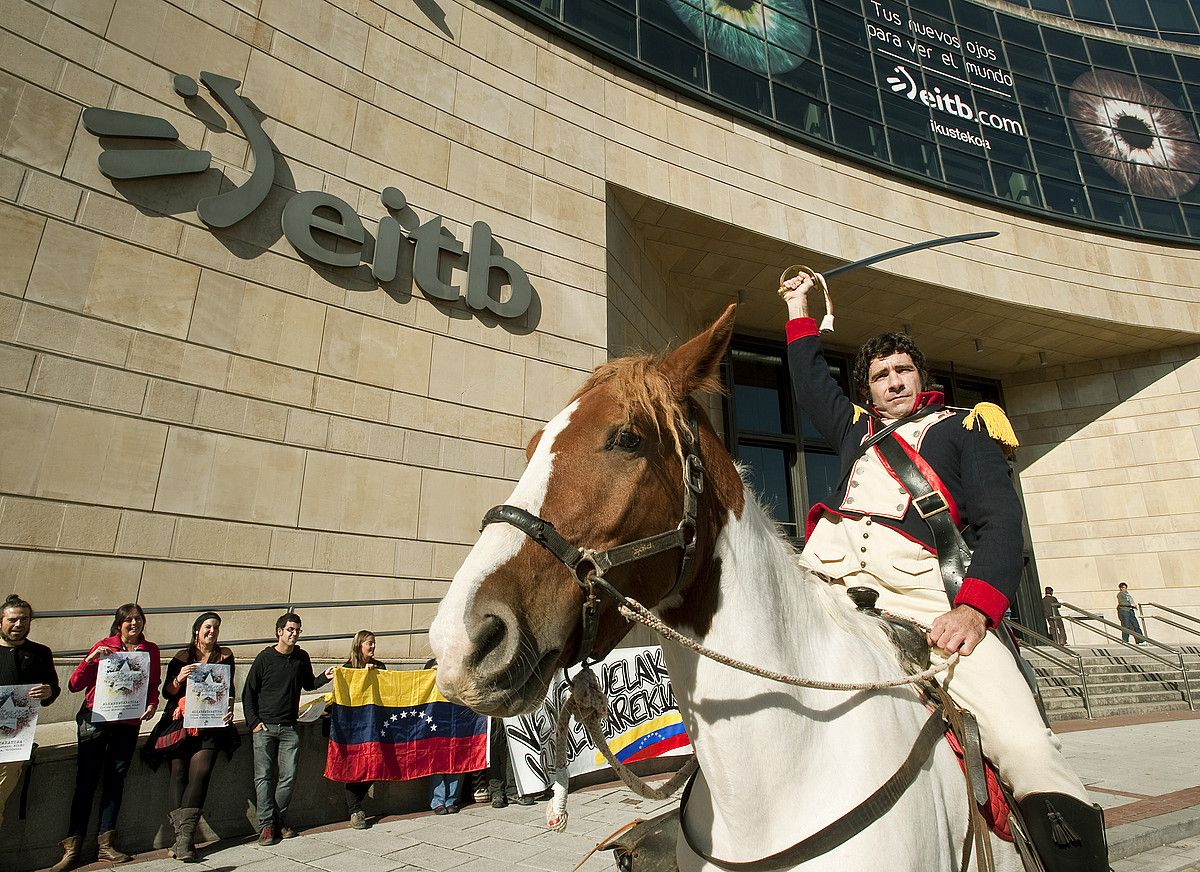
[478,410,705,666]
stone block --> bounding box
[106,0,250,84]
[0,73,79,174]
[269,527,317,569]
[31,353,97,403]
[143,379,199,423]
[417,468,514,544]
[318,308,434,394]
[298,450,421,538]
[447,143,533,218]
[352,101,451,189]
[58,503,121,551]
[0,200,46,297]
[0,496,65,547]
[90,366,148,413]
[285,408,330,448]
[115,510,175,557]
[0,344,35,390]
[428,335,525,416]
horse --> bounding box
[429,305,1023,871]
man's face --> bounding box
[277,621,301,648]
[867,352,924,420]
[0,607,31,645]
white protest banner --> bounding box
[503,646,691,796]
[0,685,40,763]
[92,651,151,723]
[183,663,231,729]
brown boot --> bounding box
[48,836,82,872]
[96,830,131,863]
[168,808,201,862]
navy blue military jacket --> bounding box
[787,318,1024,626]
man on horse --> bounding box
[780,274,1107,871]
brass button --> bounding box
[862,532,869,539]
[860,561,867,568]
[846,497,855,505]
[865,518,872,526]
[896,504,904,512]
[860,546,867,553]
[851,481,859,488]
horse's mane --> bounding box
[572,353,693,462]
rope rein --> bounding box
[544,581,958,830]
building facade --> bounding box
[2,0,1199,674]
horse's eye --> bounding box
[611,429,641,452]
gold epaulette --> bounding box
[963,402,1019,449]
[852,404,867,423]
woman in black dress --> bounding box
[145,611,238,862]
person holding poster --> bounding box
[0,594,60,827]
[52,604,160,872]
[143,612,238,862]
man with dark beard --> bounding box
[0,594,61,826]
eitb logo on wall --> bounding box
[83,71,533,319]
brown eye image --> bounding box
[1068,70,1200,198]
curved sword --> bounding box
[823,231,999,279]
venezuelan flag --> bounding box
[595,711,690,767]
[324,667,488,783]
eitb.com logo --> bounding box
[885,64,1025,146]
[83,71,533,320]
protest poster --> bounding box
[0,685,39,763]
[503,646,691,795]
[183,663,232,729]
[91,651,151,723]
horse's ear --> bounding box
[662,303,737,398]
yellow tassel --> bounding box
[852,404,866,423]
[963,402,1019,449]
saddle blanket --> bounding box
[943,727,1014,842]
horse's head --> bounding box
[429,305,743,715]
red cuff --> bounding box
[954,578,1009,628]
[786,318,819,343]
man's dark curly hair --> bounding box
[852,333,929,403]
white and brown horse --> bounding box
[429,306,1021,871]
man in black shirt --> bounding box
[0,594,61,827]
[242,613,332,845]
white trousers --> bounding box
[801,514,1088,803]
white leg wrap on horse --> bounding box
[801,516,1090,804]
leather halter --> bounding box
[479,410,705,666]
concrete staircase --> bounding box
[1024,645,1200,721]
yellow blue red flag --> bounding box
[324,667,488,782]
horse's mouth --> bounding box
[443,645,563,717]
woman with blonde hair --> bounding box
[321,630,385,828]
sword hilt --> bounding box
[779,264,834,334]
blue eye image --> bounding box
[664,0,813,75]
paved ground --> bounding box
[63,711,1200,872]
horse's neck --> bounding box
[660,492,936,852]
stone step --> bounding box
[1041,687,1189,709]
[1047,699,1191,721]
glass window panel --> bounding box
[642,2,703,42]
[823,34,874,80]
[1005,44,1051,80]
[1042,29,1086,60]
[563,0,636,53]
[803,451,841,513]
[706,13,768,72]
[955,4,999,35]
[774,86,830,136]
[1041,177,1091,216]
[1031,0,1070,14]
[814,0,869,46]
[941,146,990,189]
[739,443,797,531]
[988,135,1033,167]
[881,86,936,135]
[999,15,1043,49]
[732,356,786,434]
[641,23,707,87]
[1112,0,1155,28]
[773,55,826,98]
[1068,0,1111,23]
[832,108,888,157]
[826,70,883,118]
[1015,76,1059,111]
[1050,56,1090,85]
[1149,1,1197,33]
[1088,187,1136,225]
[890,129,942,177]
[1141,77,1187,110]
[1033,141,1081,179]
[994,163,1042,205]
[1184,203,1200,236]
[1131,49,1178,80]
[1023,106,1070,145]
[1135,197,1187,235]
[1086,38,1134,73]
[908,0,953,20]
[709,55,772,113]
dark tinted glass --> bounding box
[740,443,796,531]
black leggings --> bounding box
[169,749,218,810]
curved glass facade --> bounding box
[501,0,1200,243]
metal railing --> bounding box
[1141,602,1200,646]
[38,598,441,659]
[1059,602,1195,711]
[1007,619,1092,718]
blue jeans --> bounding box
[429,774,462,810]
[1119,608,1144,643]
[252,724,300,829]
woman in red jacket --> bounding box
[50,603,160,872]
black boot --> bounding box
[1017,793,1109,872]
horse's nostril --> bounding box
[469,613,507,667]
